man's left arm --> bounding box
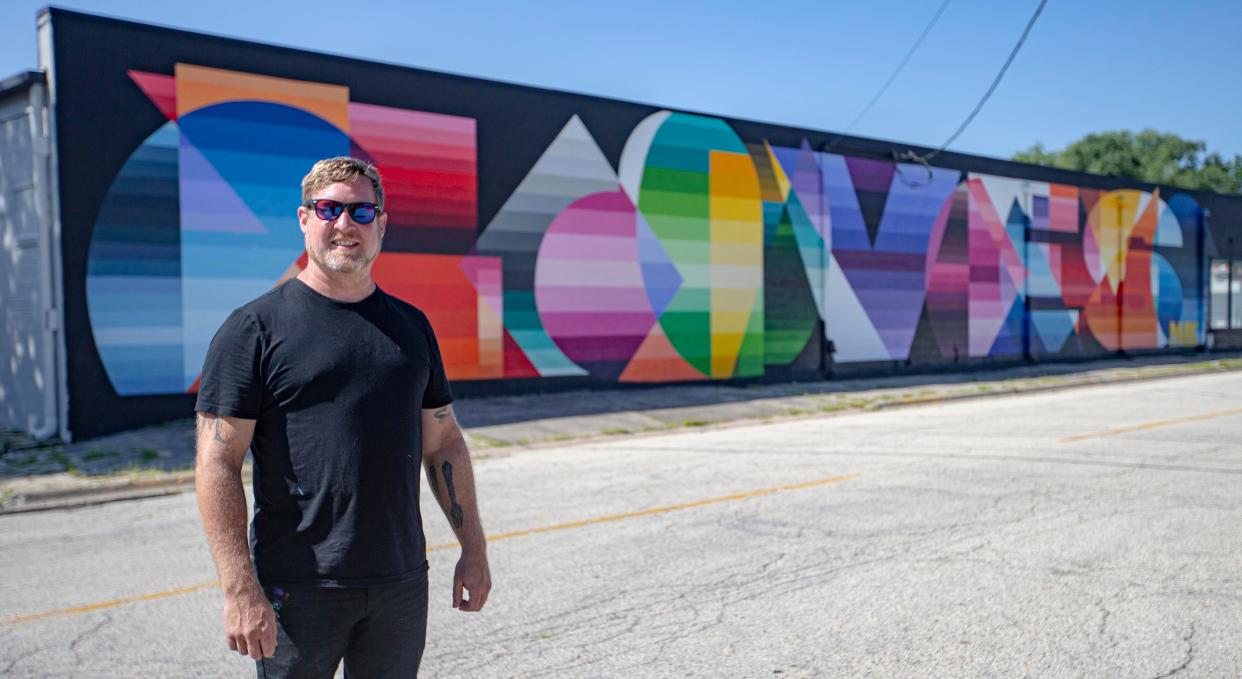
[422,403,491,612]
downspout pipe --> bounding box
[28,78,60,442]
[35,10,68,442]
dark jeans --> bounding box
[257,570,429,679]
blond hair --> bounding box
[300,157,385,209]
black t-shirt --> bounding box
[195,278,453,587]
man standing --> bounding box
[194,156,490,677]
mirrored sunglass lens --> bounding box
[314,200,344,220]
[349,204,377,223]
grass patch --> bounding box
[48,451,75,472]
[681,419,711,427]
[602,428,632,436]
[81,449,120,461]
[816,397,878,413]
[89,462,194,479]
[138,449,160,463]
[466,434,513,448]
[3,453,40,468]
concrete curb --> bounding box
[0,472,195,515]
[456,360,1242,451]
[3,357,1240,515]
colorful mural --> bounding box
[85,63,1210,397]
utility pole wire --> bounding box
[916,0,1048,162]
[823,0,952,155]
[843,0,953,133]
[894,0,1048,186]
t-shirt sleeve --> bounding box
[195,309,265,419]
[422,319,454,409]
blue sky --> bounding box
[2,1,1239,161]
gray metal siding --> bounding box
[0,86,54,434]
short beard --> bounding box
[308,244,378,274]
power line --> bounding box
[823,0,952,155]
[843,0,953,134]
[892,0,1048,187]
[914,0,1049,163]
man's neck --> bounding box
[296,265,375,303]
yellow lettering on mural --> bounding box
[1168,321,1199,348]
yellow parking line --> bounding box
[1,581,220,626]
[2,472,858,626]
[1058,407,1242,443]
[428,472,859,551]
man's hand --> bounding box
[195,412,269,658]
[223,586,277,659]
[424,403,492,613]
[453,550,491,612]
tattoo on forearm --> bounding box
[441,461,465,528]
[212,417,226,445]
[426,464,439,495]
[433,406,449,422]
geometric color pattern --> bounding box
[87,65,485,393]
[820,153,961,361]
[85,121,183,395]
[349,103,478,254]
[620,112,765,379]
[84,63,1211,396]
[753,145,821,366]
[473,115,616,378]
[535,190,656,381]
[372,254,504,380]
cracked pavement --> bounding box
[1,370,1240,677]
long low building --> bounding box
[2,8,1241,440]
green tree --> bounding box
[1014,129,1242,195]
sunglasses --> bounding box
[304,199,382,225]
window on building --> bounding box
[1211,258,1242,330]
[1234,260,1242,329]
[1211,260,1230,330]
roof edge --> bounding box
[0,70,46,100]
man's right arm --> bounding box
[194,412,276,660]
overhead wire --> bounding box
[843,0,953,135]
[897,0,1050,185]
[822,0,953,155]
